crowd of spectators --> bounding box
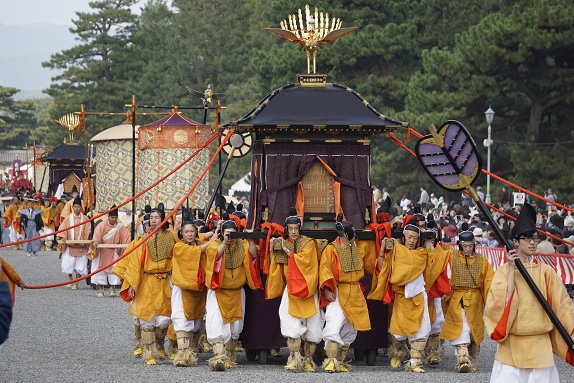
[374,185,574,255]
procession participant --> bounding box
[57,196,91,290]
[171,221,209,367]
[0,197,11,245]
[192,216,214,353]
[60,185,81,223]
[369,223,431,373]
[484,203,574,383]
[114,204,177,365]
[421,223,452,366]
[19,198,43,256]
[3,196,24,250]
[40,196,57,251]
[90,205,130,298]
[267,209,323,372]
[55,195,67,226]
[439,230,494,372]
[204,217,262,371]
[113,211,150,359]
[319,216,376,373]
[0,256,26,306]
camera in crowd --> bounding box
[420,229,436,240]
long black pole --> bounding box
[466,185,573,349]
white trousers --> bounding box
[39,227,54,241]
[171,285,203,332]
[322,293,357,347]
[140,315,171,329]
[61,248,88,275]
[279,288,324,343]
[393,291,431,342]
[451,307,471,345]
[90,252,121,286]
[429,297,445,335]
[206,288,245,344]
[9,226,24,243]
[490,360,559,383]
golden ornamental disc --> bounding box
[173,129,189,145]
[142,130,154,145]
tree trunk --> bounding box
[527,102,544,143]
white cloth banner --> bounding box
[473,245,574,284]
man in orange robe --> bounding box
[204,219,262,371]
[368,224,431,373]
[115,206,177,365]
[319,218,377,373]
[0,256,26,306]
[440,230,493,372]
[267,211,322,372]
[485,203,574,383]
[3,196,24,249]
[170,221,209,367]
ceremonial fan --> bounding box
[414,120,574,350]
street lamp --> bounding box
[483,106,495,204]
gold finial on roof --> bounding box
[266,4,357,74]
[54,113,81,144]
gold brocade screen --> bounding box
[302,161,334,213]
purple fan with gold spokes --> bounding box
[414,120,574,351]
[415,120,481,192]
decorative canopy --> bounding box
[229,80,408,136]
[139,109,212,150]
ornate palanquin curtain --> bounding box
[252,142,371,229]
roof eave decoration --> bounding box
[227,83,407,135]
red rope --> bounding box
[386,133,417,157]
[487,204,574,247]
[484,170,574,214]
[393,126,573,213]
[1,131,220,249]
[24,130,233,289]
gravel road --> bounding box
[0,248,571,383]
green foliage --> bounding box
[2,0,573,203]
[42,0,138,136]
[0,86,39,149]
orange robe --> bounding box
[40,205,57,230]
[2,203,23,233]
[266,236,319,318]
[440,251,494,343]
[114,230,178,322]
[204,239,262,324]
[368,243,428,337]
[172,240,207,321]
[319,239,376,331]
[0,257,23,306]
[484,261,574,368]
[424,245,452,323]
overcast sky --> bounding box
[0,0,144,26]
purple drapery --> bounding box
[250,142,372,229]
